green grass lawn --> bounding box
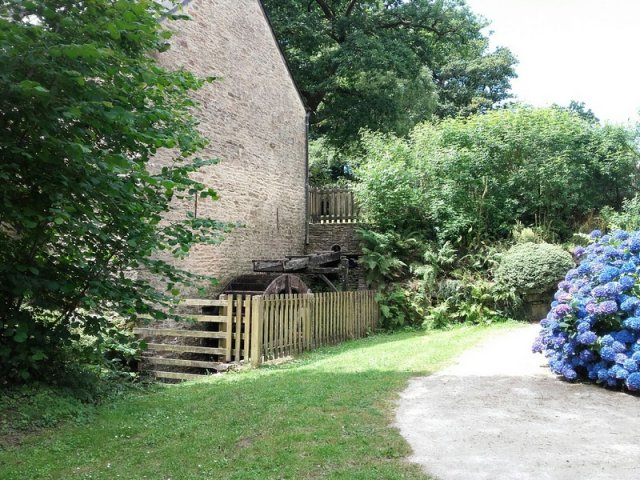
[0,323,519,480]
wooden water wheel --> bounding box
[263,274,311,295]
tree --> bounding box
[262,0,517,146]
[563,100,599,124]
[0,0,228,381]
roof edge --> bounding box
[162,0,309,112]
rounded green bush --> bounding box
[495,242,574,294]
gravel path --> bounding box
[395,324,640,480]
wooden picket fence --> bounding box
[308,186,359,224]
[135,291,378,378]
[250,290,378,366]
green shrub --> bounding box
[354,107,640,246]
[495,243,574,294]
[601,194,640,231]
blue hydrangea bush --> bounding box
[533,230,640,391]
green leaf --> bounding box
[31,351,47,361]
[14,330,28,343]
[18,80,49,96]
[106,23,120,40]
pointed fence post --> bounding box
[250,296,264,367]
[224,294,233,362]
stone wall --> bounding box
[306,224,363,255]
[152,0,307,293]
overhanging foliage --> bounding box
[0,0,230,381]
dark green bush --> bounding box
[495,242,574,294]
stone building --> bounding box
[155,0,308,293]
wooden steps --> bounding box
[135,296,251,382]
[143,357,230,371]
[151,371,211,381]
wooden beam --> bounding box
[144,357,225,370]
[308,251,341,266]
[283,257,309,272]
[252,260,284,272]
[319,274,338,292]
[308,267,341,274]
[253,257,309,273]
[151,371,209,381]
[146,344,225,355]
[181,299,227,307]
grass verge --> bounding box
[0,322,520,479]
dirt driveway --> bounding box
[395,324,640,480]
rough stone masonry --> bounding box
[152,0,308,294]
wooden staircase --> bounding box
[134,297,251,381]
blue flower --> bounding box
[597,300,618,315]
[603,246,620,259]
[549,359,564,375]
[576,322,590,333]
[590,262,605,273]
[623,359,638,373]
[620,297,640,312]
[553,304,572,318]
[532,338,544,354]
[623,317,640,330]
[601,335,615,347]
[597,368,609,381]
[604,282,622,297]
[600,346,616,361]
[577,331,597,345]
[626,372,640,390]
[566,269,579,280]
[614,367,629,379]
[591,229,602,239]
[620,276,635,290]
[621,262,636,274]
[599,266,620,283]
[562,367,578,381]
[613,230,630,241]
[580,349,595,363]
[576,306,588,318]
[615,353,628,364]
[612,341,627,353]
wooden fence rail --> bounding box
[308,187,359,224]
